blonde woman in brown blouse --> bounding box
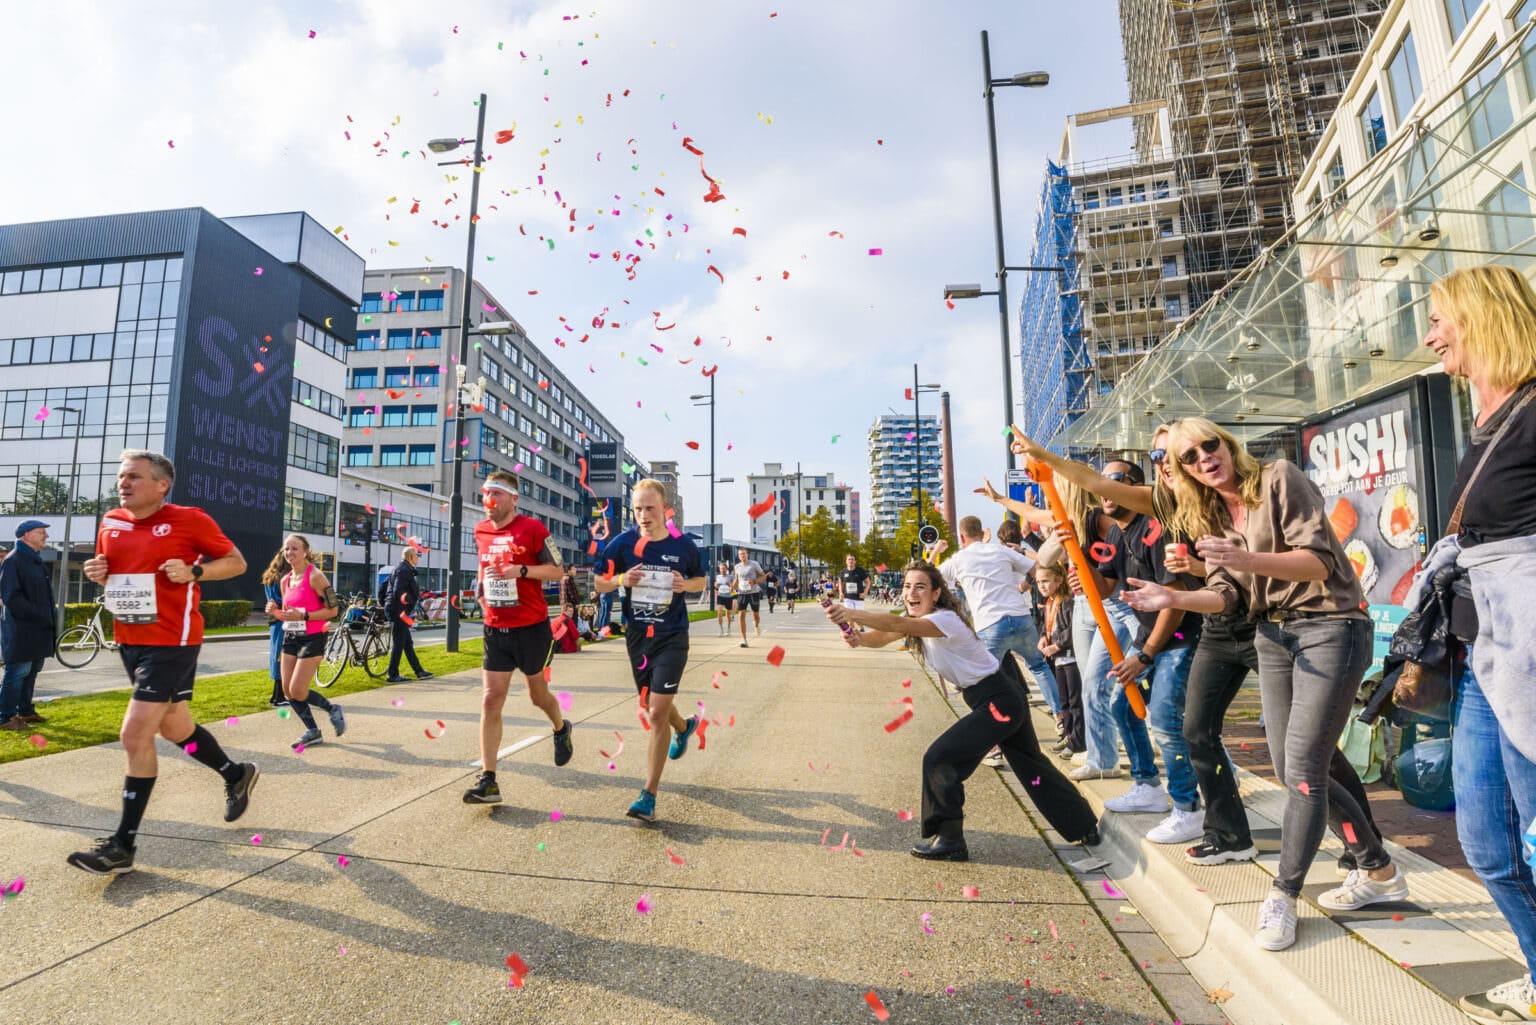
[1121,417,1405,953]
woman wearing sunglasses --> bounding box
[1118,418,1405,952]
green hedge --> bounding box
[63,600,253,634]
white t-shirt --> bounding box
[732,560,764,594]
[919,610,1001,688]
[939,541,1036,632]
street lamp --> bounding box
[689,378,731,608]
[52,405,84,636]
[435,92,488,654]
[980,30,1049,472]
[910,366,940,526]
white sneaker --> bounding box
[1317,867,1408,911]
[1254,892,1297,951]
[982,749,1006,768]
[1460,975,1536,1024]
[1068,764,1124,781]
[1070,752,1088,766]
[1104,782,1170,814]
[1146,807,1205,844]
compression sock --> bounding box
[304,690,333,713]
[175,725,242,784]
[289,697,319,731]
[113,775,157,848]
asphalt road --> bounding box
[34,622,488,701]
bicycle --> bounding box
[55,601,120,669]
[315,596,390,687]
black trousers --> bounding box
[1054,661,1085,752]
[388,618,424,676]
[1182,618,1257,848]
[921,658,1098,844]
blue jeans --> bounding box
[1074,595,1155,778]
[977,614,1061,715]
[1145,646,1198,810]
[597,590,616,631]
[0,658,41,722]
[1454,648,1536,972]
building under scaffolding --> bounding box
[1016,162,1087,448]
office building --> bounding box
[744,464,859,547]
[0,208,361,601]
[646,460,684,525]
[345,267,625,574]
[866,414,940,538]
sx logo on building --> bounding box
[191,315,292,416]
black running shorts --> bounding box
[281,632,328,659]
[737,592,761,613]
[483,619,556,676]
[119,644,201,703]
[626,628,689,696]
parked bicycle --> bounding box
[315,595,390,687]
[55,601,120,669]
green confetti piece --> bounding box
[278,708,291,720]
[622,462,636,474]
[637,357,648,366]
[543,68,549,76]
[536,842,546,851]
[831,434,839,443]
[645,229,653,237]
[497,41,503,50]
[546,239,555,250]
[631,164,639,170]
[486,255,495,261]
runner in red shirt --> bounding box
[462,470,572,805]
[67,451,256,876]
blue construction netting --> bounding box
[1016,161,1089,453]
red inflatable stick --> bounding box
[1024,453,1147,720]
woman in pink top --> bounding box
[262,535,344,750]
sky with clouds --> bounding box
[2,0,1128,539]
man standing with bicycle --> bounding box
[463,470,572,805]
[66,450,258,876]
[1,520,56,731]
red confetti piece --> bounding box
[732,226,747,236]
[506,952,530,987]
[685,440,701,450]
[1088,541,1118,564]
[576,456,596,495]
[962,885,980,899]
[424,719,446,739]
[864,991,890,1021]
[400,614,416,627]
[666,847,687,866]
[766,645,786,667]
[1297,781,1310,795]
[252,361,265,374]
[695,718,709,750]
[897,809,914,821]
[884,709,914,733]
[598,732,625,759]
[747,495,777,520]
[711,670,728,688]
[1342,821,1358,844]
[706,264,724,283]
[1144,518,1163,546]
[27,734,45,750]
[987,702,1011,723]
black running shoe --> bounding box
[1186,840,1257,865]
[463,772,502,804]
[552,721,574,767]
[224,762,259,822]
[67,836,135,875]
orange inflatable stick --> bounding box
[1025,455,1147,720]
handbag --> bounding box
[1390,386,1536,718]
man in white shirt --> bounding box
[731,547,765,647]
[939,516,1062,720]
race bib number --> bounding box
[633,568,675,608]
[846,580,862,596]
[104,574,158,624]
[484,574,519,607]
[283,618,307,634]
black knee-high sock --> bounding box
[175,725,242,784]
[290,697,319,730]
[303,690,333,712]
[113,775,157,848]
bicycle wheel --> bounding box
[55,625,101,669]
[315,630,347,688]
[360,629,390,679]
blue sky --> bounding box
[2,0,1127,538]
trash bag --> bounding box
[1338,716,1389,784]
[1394,732,1455,812]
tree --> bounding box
[892,489,954,563]
[860,523,901,571]
[13,472,70,515]
[777,508,857,571]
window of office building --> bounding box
[1387,30,1423,124]
[386,329,412,350]
[408,444,435,466]
[413,366,439,387]
[283,486,335,535]
[381,405,409,427]
[287,423,340,476]
[292,379,344,419]
[355,331,379,351]
[1465,46,1515,151]
[391,291,416,312]
[1482,167,1535,251]
[418,290,445,312]
[350,367,378,389]
[385,366,410,388]
[347,406,372,428]
[379,445,407,466]
[1445,0,1485,39]
[296,318,348,363]
[346,445,373,467]
[360,292,385,313]
[1360,89,1387,157]
[411,405,437,427]
[414,329,439,349]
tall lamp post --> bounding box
[53,405,84,636]
[690,376,733,609]
[428,93,488,654]
[979,31,1049,472]
[910,365,940,527]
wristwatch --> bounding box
[191,564,204,580]
[1135,650,1154,667]
[519,564,528,578]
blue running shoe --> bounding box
[668,716,698,760]
[626,789,656,822]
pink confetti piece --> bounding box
[666,847,687,866]
[867,247,883,256]
[556,690,574,711]
[636,655,649,672]
[549,809,564,823]
[336,855,349,868]
[27,734,46,750]
[1297,781,1310,795]
[598,731,625,761]
[251,834,263,845]
[183,742,198,755]
[711,670,728,688]
[864,991,891,1021]
[635,893,653,914]
[962,885,980,899]
[253,267,264,276]
[32,405,49,422]
[1048,919,1059,940]
[897,809,914,821]
[921,911,936,934]
[1101,880,1124,898]
[293,743,306,754]
[3,876,24,897]
[224,716,240,726]
[389,698,404,707]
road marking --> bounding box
[475,732,547,766]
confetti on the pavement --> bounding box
[883,709,914,733]
[549,809,563,823]
[1102,880,1124,898]
[711,670,728,688]
[635,893,653,914]
[920,912,936,934]
[766,645,786,666]
[897,809,914,821]
[864,990,891,1021]
[390,698,404,707]
[962,885,980,899]
[506,953,530,988]
[336,855,350,868]
[1048,919,1059,940]
[278,708,292,720]
[225,716,240,726]
[666,847,687,866]
[3,876,24,898]
[424,720,447,739]
[251,834,263,845]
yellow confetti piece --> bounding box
[332,225,344,234]
[386,196,397,203]
[388,240,399,247]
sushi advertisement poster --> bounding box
[1301,386,1431,673]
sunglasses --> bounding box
[1148,448,1167,464]
[1104,471,1132,483]
[1177,437,1222,466]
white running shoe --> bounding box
[1070,752,1089,766]
[1254,892,1297,951]
[1146,807,1205,844]
[1104,782,1170,814]
[1317,867,1408,911]
[1067,764,1123,781]
[982,749,1006,768]
[1460,975,1536,1024]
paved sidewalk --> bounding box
[0,613,1180,1025]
